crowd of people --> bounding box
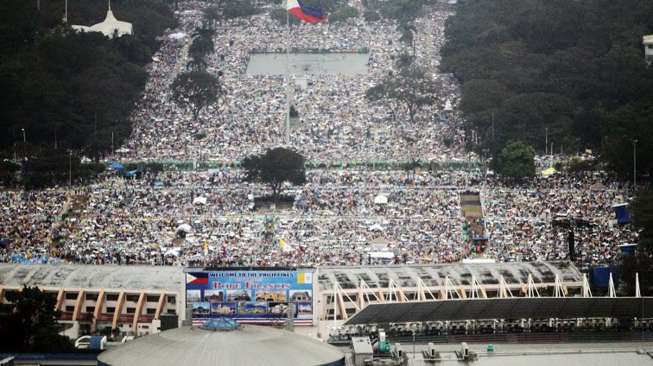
[0,168,637,268]
[0,2,638,270]
[120,1,466,163]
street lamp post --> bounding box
[69,151,72,187]
[412,329,416,360]
[633,139,638,191]
[21,128,27,159]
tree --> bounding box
[203,5,222,28]
[398,22,417,55]
[189,34,215,63]
[621,188,653,295]
[270,8,301,26]
[222,0,259,19]
[329,6,359,23]
[0,160,19,186]
[0,286,74,353]
[172,71,223,121]
[242,147,306,202]
[377,0,424,23]
[494,140,535,180]
[0,0,174,162]
[632,188,653,253]
[441,0,653,178]
[366,62,436,123]
[21,148,104,189]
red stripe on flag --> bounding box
[288,8,324,23]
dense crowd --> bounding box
[120,2,466,163]
[0,2,638,270]
[0,169,637,268]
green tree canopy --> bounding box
[621,189,653,295]
[494,140,536,180]
[0,286,74,353]
[222,0,260,19]
[366,61,437,123]
[0,0,174,165]
[172,71,223,121]
[242,147,306,201]
[441,0,653,179]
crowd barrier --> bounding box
[110,160,482,172]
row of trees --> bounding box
[0,0,175,166]
[441,0,653,179]
[172,12,224,123]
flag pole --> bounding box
[285,1,291,145]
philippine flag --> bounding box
[287,0,326,23]
[186,272,209,285]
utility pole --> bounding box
[491,111,495,142]
[633,139,638,191]
[21,128,26,159]
[545,127,548,156]
[69,151,73,186]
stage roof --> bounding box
[318,261,582,291]
[345,297,653,325]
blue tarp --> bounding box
[613,203,631,225]
[109,162,124,171]
[591,266,611,288]
[619,243,637,256]
[124,169,139,178]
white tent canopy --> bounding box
[168,32,187,40]
[193,196,208,205]
[176,224,192,233]
[374,194,388,205]
[369,224,384,231]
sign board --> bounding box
[185,269,314,325]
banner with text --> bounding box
[186,269,314,325]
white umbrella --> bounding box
[164,248,180,257]
[176,224,192,233]
[193,196,208,205]
[374,194,388,205]
[369,224,384,231]
[168,32,187,40]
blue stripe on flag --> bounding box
[297,0,324,18]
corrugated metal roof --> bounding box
[317,261,581,291]
[345,297,653,325]
[0,264,183,292]
[98,325,344,366]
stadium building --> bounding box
[0,265,182,339]
[0,260,650,343]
